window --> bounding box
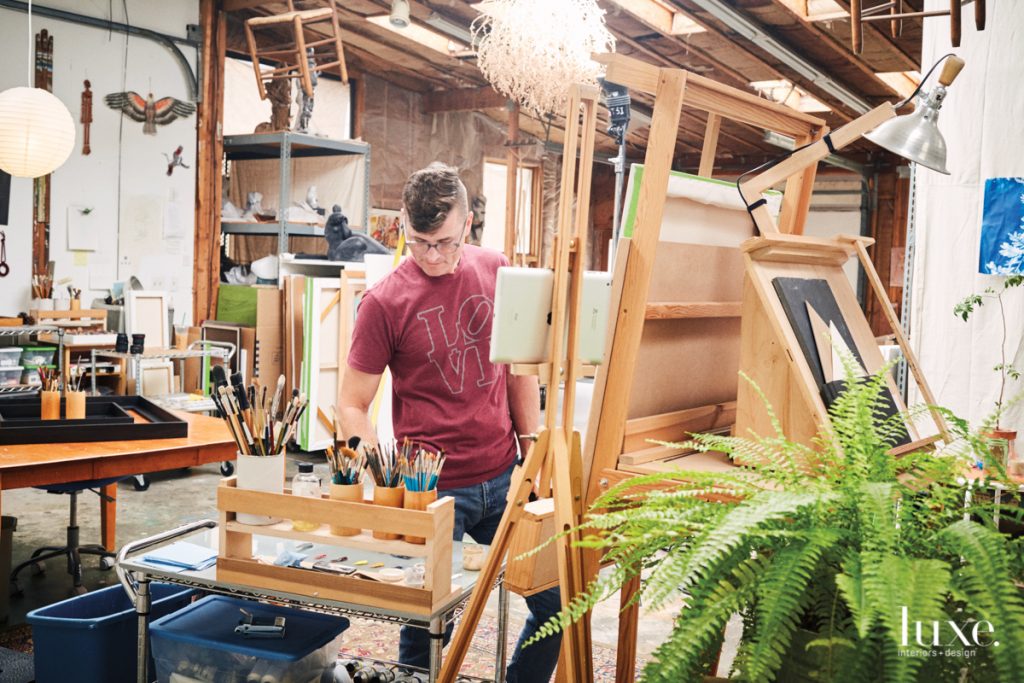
[480,160,542,264]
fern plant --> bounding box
[527,367,1024,682]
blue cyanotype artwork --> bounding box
[979,177,1024,275]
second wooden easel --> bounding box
[438,86,599,683]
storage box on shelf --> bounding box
[217,477,457,615]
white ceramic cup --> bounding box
[36,298,54,311]
[235,452,285,525]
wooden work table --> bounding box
[0,411,235,551]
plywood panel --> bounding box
[629,317,741,419]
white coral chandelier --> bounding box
[472,0,616,117]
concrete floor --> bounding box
[2,453,685,671]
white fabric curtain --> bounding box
[910,1,1024,428]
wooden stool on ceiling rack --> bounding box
[243,0,348,100]
[849,0,985,53]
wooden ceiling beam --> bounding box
[672,1,860,122]
[423,86,507,113]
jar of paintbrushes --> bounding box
[365,440,405,540]
[38,367,60,420]
[64,366,86,419]
[210,373,307,526]
[326,436,366,536]
[402,446,445,545]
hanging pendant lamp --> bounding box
[0,0,75,179]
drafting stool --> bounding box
[11,476,128,595]
[244,0,348,100]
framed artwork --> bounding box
[368,209,401,250]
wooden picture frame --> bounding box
[126,290,170,349]
[139,359,174,396]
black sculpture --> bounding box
[325,205,389,262]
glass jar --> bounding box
[291,462,321,532]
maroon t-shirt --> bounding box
[347,245,517,488]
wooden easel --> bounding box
[438,86,599,683]
[580,54,952,682]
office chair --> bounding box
[11,476,127,595]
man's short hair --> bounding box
[402,162,469,235]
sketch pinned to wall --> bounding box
[67,206,97,251]
[104,91,196,134]
[979,177,1024,275]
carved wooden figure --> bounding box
[81,80,93,155]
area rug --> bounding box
[339,615,644,681]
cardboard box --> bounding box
[214,286,282,382]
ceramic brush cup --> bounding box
[328,483,364,536]
[403,489,437,545]
[371,486,404,540]
[65,390,86,420]
[39,390,60,420]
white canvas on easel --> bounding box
[126,290,170,349]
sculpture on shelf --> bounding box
[295,48,317,133]
[254,79,291,133]
[305,185,323,214]
[242,192,263,222]
[324,205,389,262]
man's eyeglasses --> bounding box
[404,221,467,256]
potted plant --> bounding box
[527,369,1024,682]
[954,273,1024,472]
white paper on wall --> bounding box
[67,206,97,251]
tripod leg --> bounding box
[438,430,552,683]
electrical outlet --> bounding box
[120,255,131,267]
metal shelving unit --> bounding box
[0,325,64,396]
[222,131,371,256]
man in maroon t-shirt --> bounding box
[339,163,561,681]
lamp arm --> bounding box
[739,103,895,235]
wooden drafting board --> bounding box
[579,53,828,683]
[736,234,945,454]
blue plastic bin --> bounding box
[149,595,349,682]
[27,583,193,683]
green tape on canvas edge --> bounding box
[300,278,314,451]
[620,165,781,238]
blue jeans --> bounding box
[398,463,563,682]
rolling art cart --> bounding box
[117,514,511,682]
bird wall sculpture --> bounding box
[104,91,196,135]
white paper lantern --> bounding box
[0,86,76,178]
